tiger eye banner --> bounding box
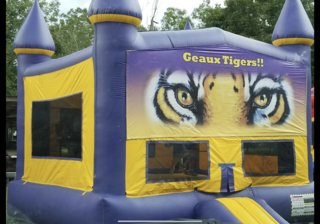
[126,46,307,139]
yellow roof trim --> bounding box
[14,48,54,56]
[273,38,314,46]
[89,14,141,27]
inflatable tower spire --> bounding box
[13,0,55,57]
[272,0,314,47]
[13,0,55,180]
[273,0,314,182]
[87,0,142,195]
[184,19,193,30]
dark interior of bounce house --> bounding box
[7,0,314,223]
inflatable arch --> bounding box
[8,0,314,223]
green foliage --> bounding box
[6,0,314,94]
[50,8,94,58]
[6,0,94,95]
[161,7,190,30]
[191,0,225,29]
[137,24,148,32]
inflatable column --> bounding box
[87,0,142,195]
[272,0,314,182]
[12,0,55,180]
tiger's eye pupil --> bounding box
[177,88,193,106]
[182,93,187,100]
[254,94,268,107]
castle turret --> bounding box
[13,0,55,180]
[184,19,193,30]
[272,0,314,182]
[87,0,142,195]
[272,0,314,47]
[13,0,55,57]
[88,0,142,27]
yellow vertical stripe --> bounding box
[216,197,279,224]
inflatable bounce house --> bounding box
[7,0,314,223]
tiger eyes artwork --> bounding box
[126,46,306,139]
[145,70,293,127]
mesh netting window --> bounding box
[32,93,82,159]
[242,140,295,176]
[147,141,209,182]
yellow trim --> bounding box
[312,117,314,122]
[216,198,279,224]
[273,38,314,46]
[23,58,95,192]
[14,48,55,56]
[89,14,141,27]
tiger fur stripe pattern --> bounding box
[145,69,293,127]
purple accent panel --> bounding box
[252,182,314,223]
[88,0,142,19]
[195,200,240,223]
[218,164,235,167]
[24,46,92,77]
[220,167,228,193]
[133,29,304,65]
[7,180,103,224]
[135,31,174,49]
[92,22,138,195]
[252,198,290,224]
[184,19,193,30]
[227,167,235,192]
[280,45,313,182]
[16,54,51,180]
[272,0,314,41]
[13,0,55,51]
[102,192,199,222]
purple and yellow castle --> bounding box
[8,0,314,223]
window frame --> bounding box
[31,92,83,161]
[146,140,210,183]
[241,139,296,177]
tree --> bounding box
[6,0,60,95]
[6,0,95,95]
[149,0,159,31]
[161,7,191,30]
[137,24,148,32]
[50,7,94,59]
[191,0,225,29]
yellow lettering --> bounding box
[241,59,246,66]
[183,52,191,62]
[214,57,221,64]
[246,60,252,66]
[233,59,240,68]
[192,56,198,62]
[206,57,214,63]
[252,60,257,67]
[199,56,206,63]
[222,56,229,64]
